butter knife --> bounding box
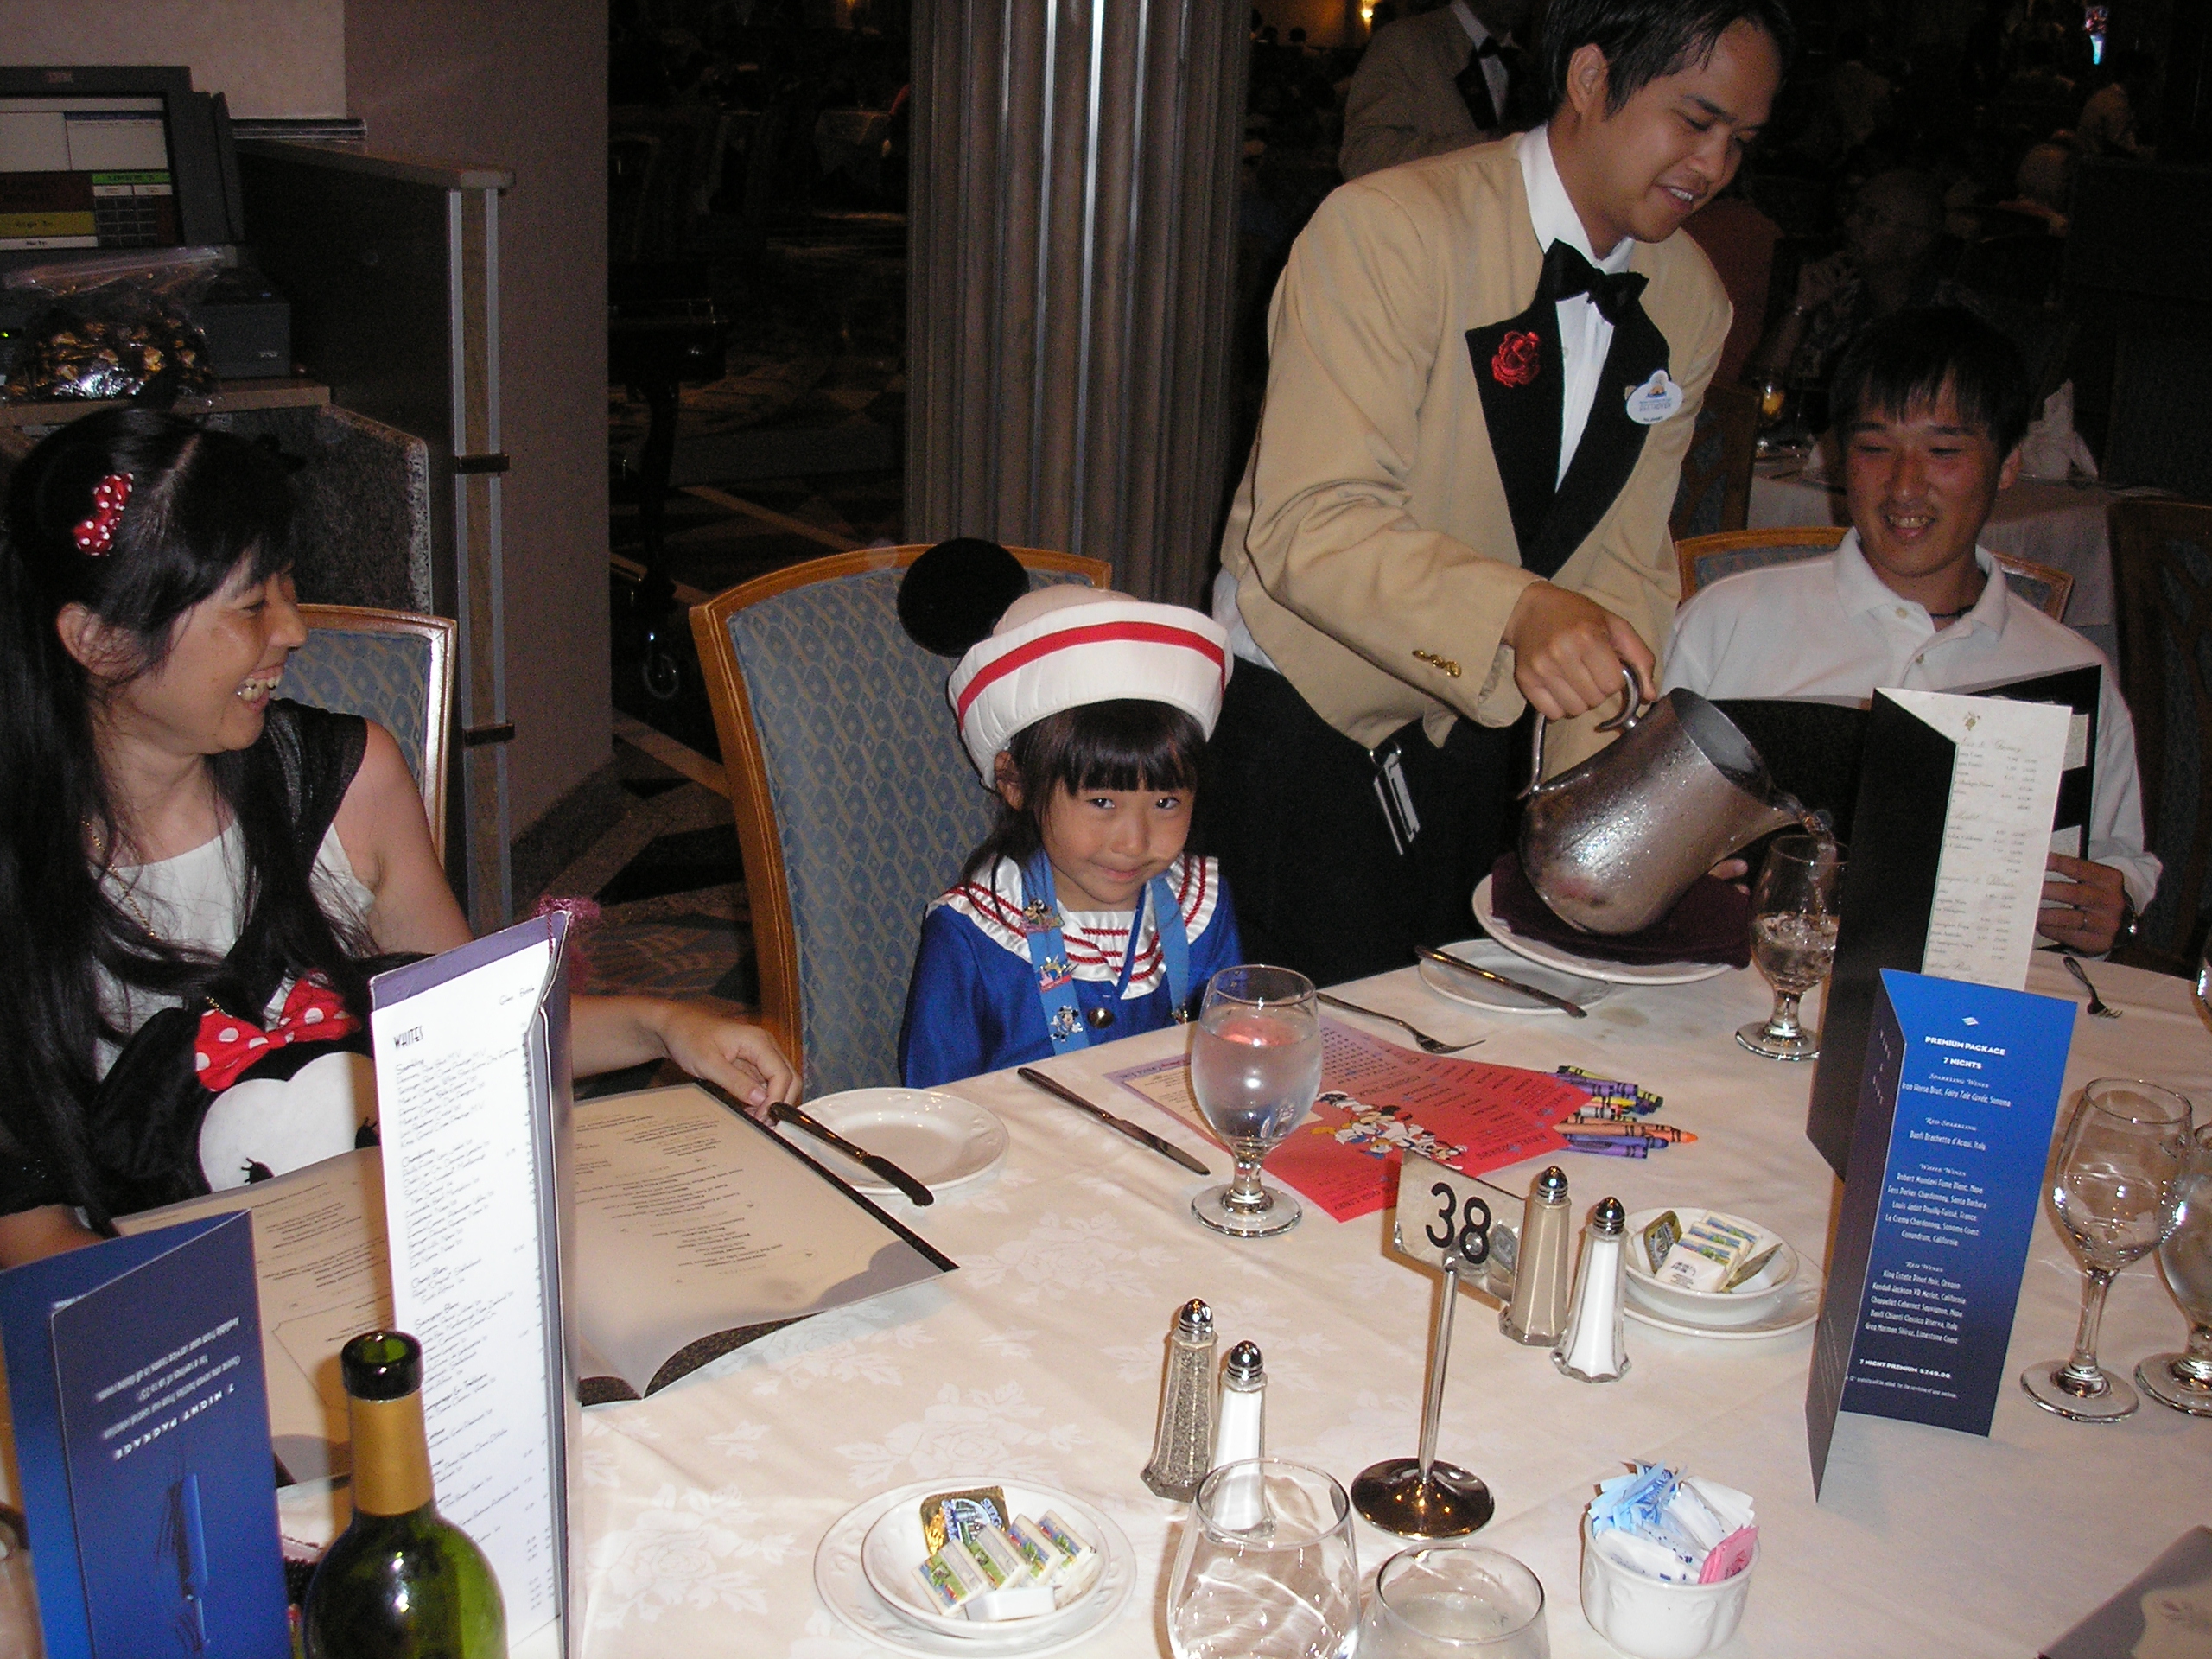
[768,1102,935,1205]
[1417,944,1589,1018]
[1016,1067,1211,1176]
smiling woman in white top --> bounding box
[0,409,798,1268]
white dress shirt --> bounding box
[1660,531,2160,907]
[1449,1,1510,125]
[1517,124,1633,487]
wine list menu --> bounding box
[1107,1020,1579,1221]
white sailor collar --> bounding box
[929,854,1224,1000]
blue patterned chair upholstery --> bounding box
[1675,527,2074,622]
[2111,502,2212,972]
[289,605,456,861]
[1668,381,1759,542]
[693,547,1111,1096]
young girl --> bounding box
[0,409,796,1266]
[897,550,1243,1086]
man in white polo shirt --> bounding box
[1662,305,2156,954]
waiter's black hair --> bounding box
[1830,307,2033,456]
[1539,0,1797,115]
[962,701,1205,884]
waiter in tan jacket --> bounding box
[1341,0,1536,182]
[1207,0,1793,988]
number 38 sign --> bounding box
[1390,1151,1492,1272]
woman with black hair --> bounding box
[0,408,796,1267]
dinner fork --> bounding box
[2062,954,2121,1020]
[1316,993,1484,1053]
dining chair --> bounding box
[1675,527,2075,623]
[692,545,1111,1096]
[1668,381,1761,541]
[2109,500,2212,972]
[289,604,456,863]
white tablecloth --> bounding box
[570,954,2212,1656]
[1747,461,2124,664]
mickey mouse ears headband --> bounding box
[898,538,1232,779]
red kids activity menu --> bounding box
[1107,1020,1578,1222]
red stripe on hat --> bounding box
[954,620,1227,721]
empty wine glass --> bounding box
[1189,965,1324,1237]
[2137,1122,2212,1416]
[1736,835,1845,1061]
[1357,1545,1550,1658]
[2022,1078,2194,1421]
[1167,1459,1361,1659]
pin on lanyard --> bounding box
[1021,852,1192,1057]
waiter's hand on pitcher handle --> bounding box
[1503,582,1658,721]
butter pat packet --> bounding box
[965,1523,1036,1590]
[966,1585,1058,1622]
[1656,1237,1738,1291]
[915,1538,989,1611]
[920,1486,1010,1554]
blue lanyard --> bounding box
[1020,852,1192,1056]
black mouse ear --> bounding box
[898,537,1030,657]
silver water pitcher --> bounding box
[1517,669,1802,935]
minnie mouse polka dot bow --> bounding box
[72,472,132,555]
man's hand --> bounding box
[1503,582,1656,721]
[2038,854,2128,955]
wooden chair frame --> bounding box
[1675,526,2075,621]
[297,603,456,864]
[690,545,1110,1076]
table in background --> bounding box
[1748,458,2126,665]
[572,955,2212,1656]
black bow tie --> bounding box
[1540,239,1648,327]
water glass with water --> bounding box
[1189,964,1323,1238]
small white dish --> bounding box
[1623,1208,1800,1329]
[778,1088,1009,1198]
[815,1479,1134,1656]
[861,1478,1110,1640]
[1420,936,1614,1014]
[1473,877,1733,988]
[1580,1512,1758,1659]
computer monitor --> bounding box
[0,65,242,272]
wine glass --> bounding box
[1751,375,1789,455]
[1189,965,1324,1237]
[2137,1122,2212,1416]
[1357,1545,1550,1658]
[1166,1459,1361,1659]
[2022,1078,2194,1421]
[1736,835,1845,1062]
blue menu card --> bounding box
[0,1211,292,1658]
[1807,969,2075,1495]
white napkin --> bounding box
[2018,380,2099,482]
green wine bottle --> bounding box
[302,1331,508,1659]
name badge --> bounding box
[1625,370,1683,425]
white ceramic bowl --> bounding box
[1579,1513,1757,1659]
[1622,1207,1798,1329]
[859,1478,1111,1640]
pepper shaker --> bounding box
[1554,1197,1630,1383]
[1502,1166,1573,1346]
[1141,1299,1217,1498]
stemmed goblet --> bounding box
[2022,1077,2194,1421]
[1736,834,1845,1061]
[1166,1459,1361,1659]
[1189,965,1324,1238]
[2137,1122,2212,1416]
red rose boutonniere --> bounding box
[1491,330,1541,387]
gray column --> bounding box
[907,0,1249,606]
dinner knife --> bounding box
[767,1102,936,1205]
[1016,1067,1212,1176]
[1416,943,1589,1018]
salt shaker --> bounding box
[1502,1166,1573,1346]
[1554,1196,1630,1382]
[1141,1299,1217,1498]
[1209,1341,1268,1529]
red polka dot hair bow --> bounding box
[193,973,361,1093]
[73,472,132,555]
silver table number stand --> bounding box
[1352,1151,1498,1537]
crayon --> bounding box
[1564,1119,1697,1143]
[1563,1135,1650,1158]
